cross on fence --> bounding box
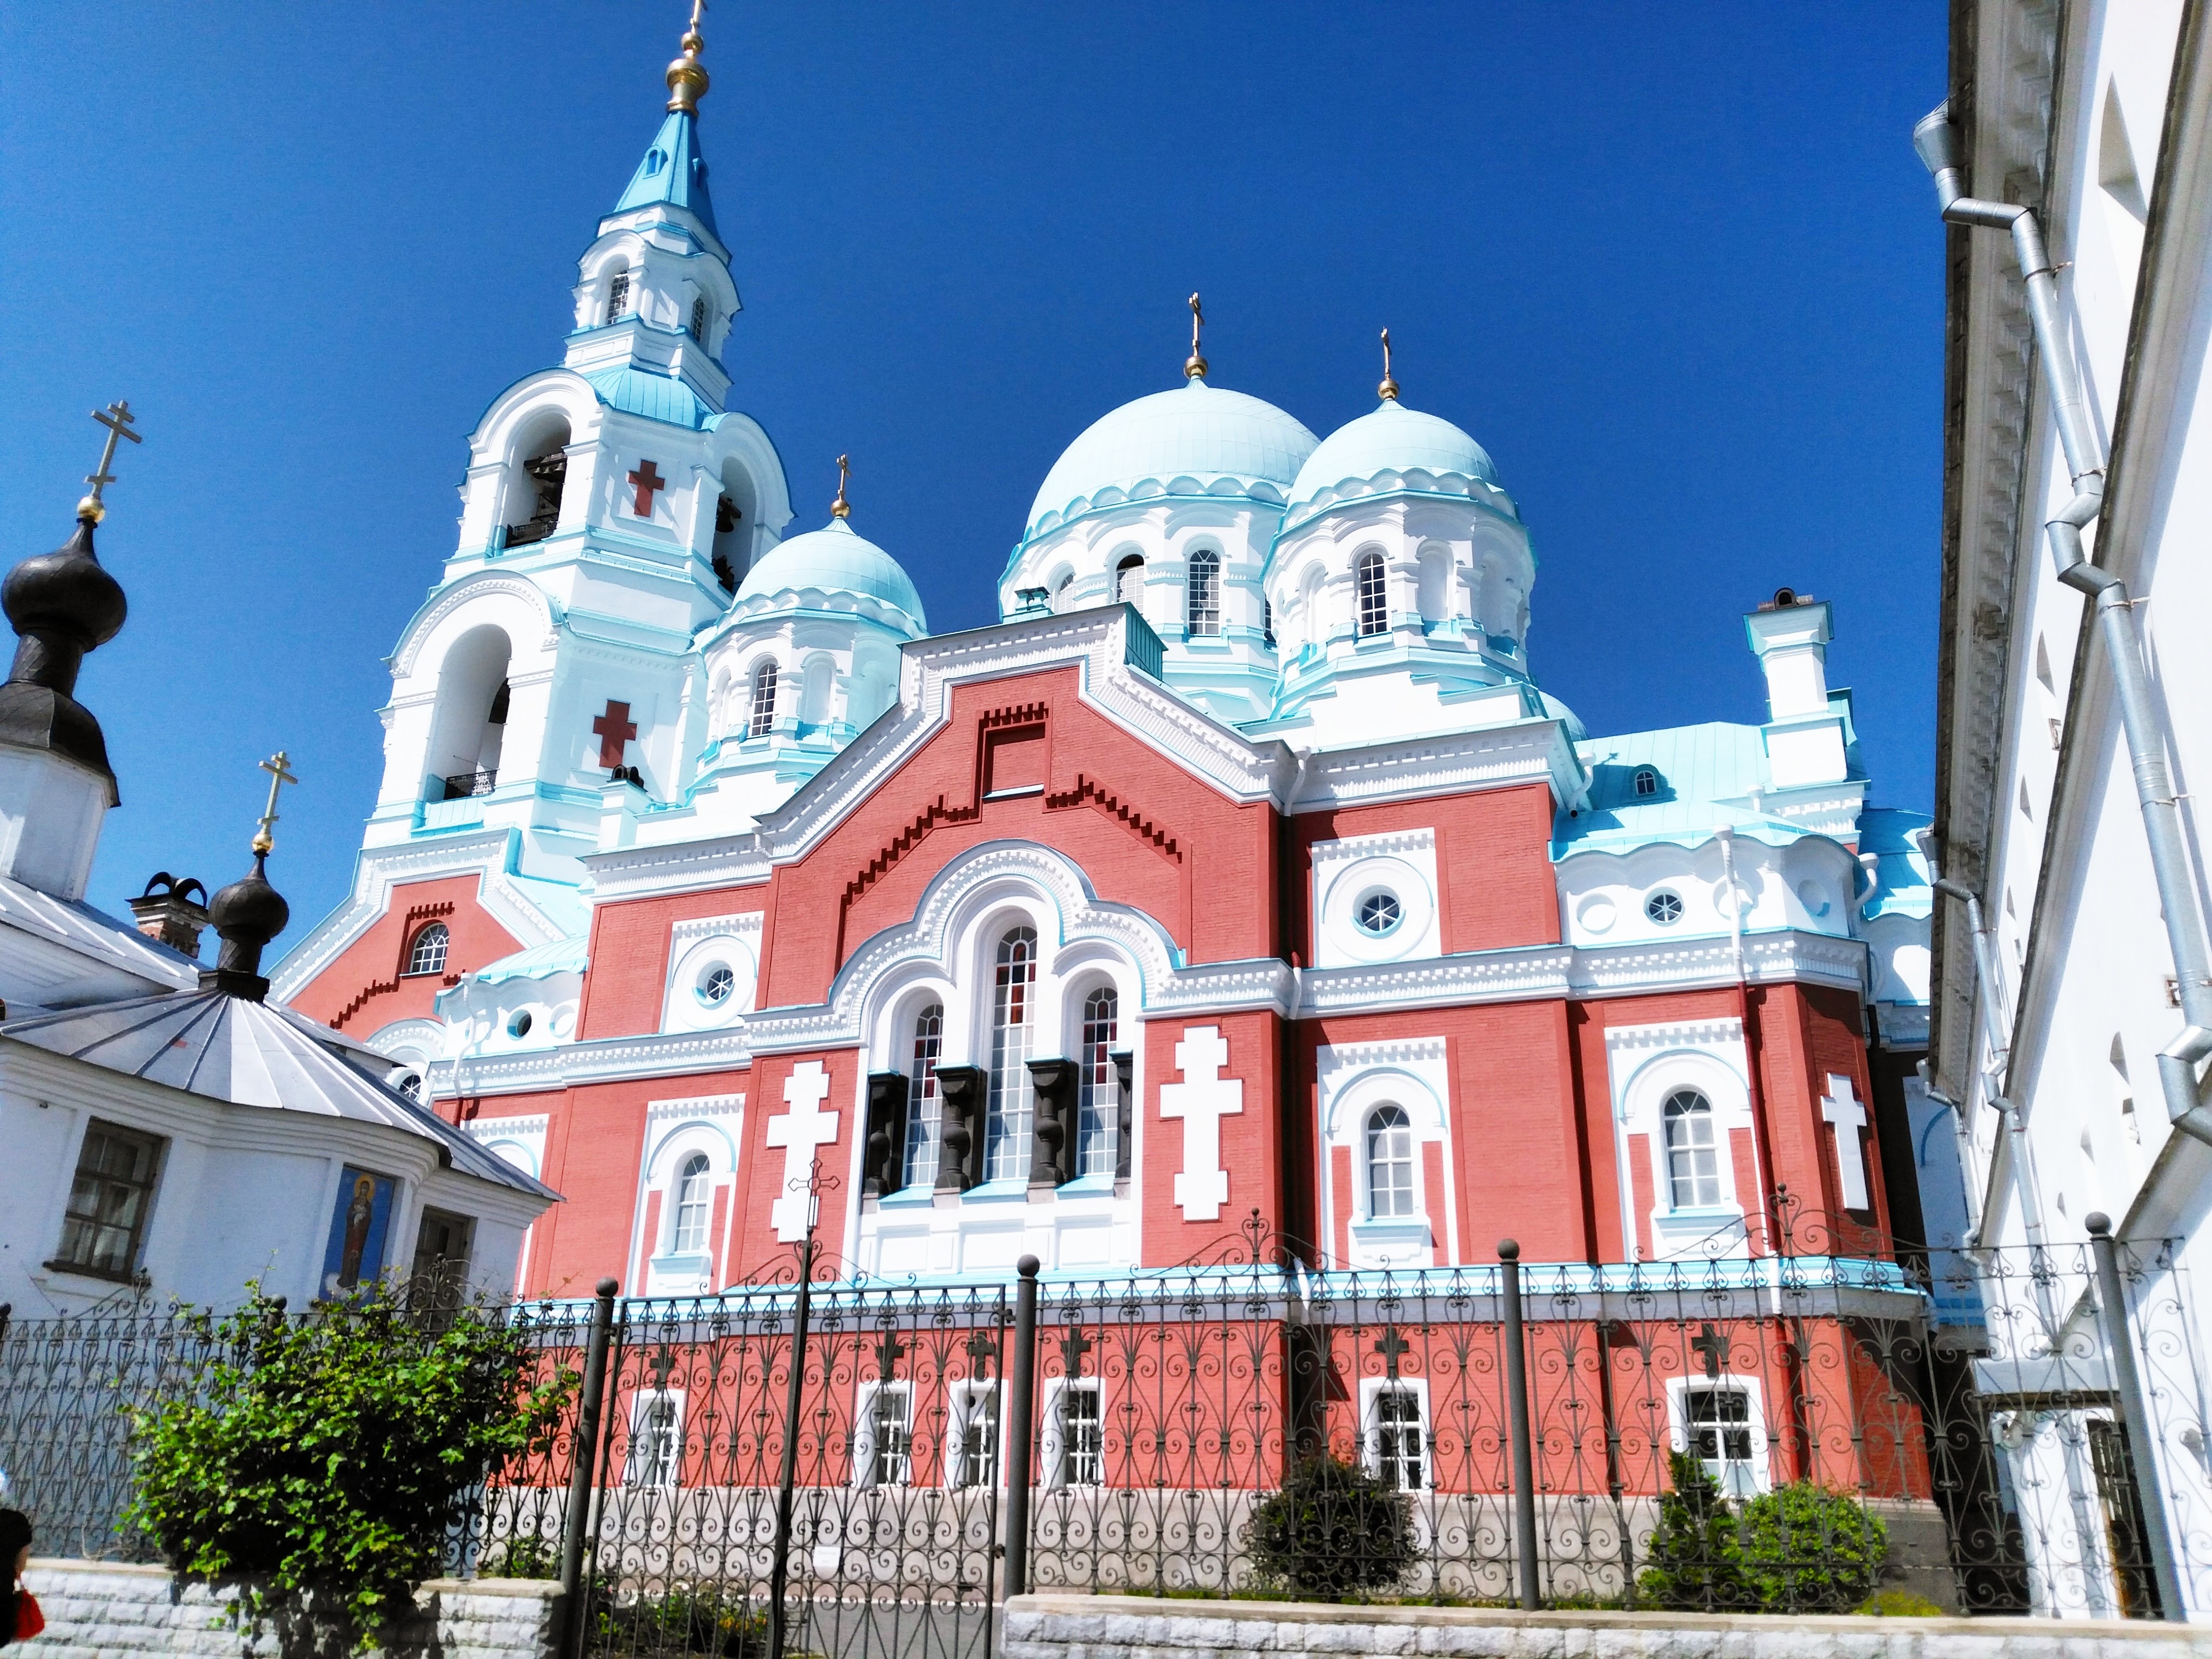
[965,1329,997,1380]
[1374,1324,1409,1380]
[875,1324,907,1383]
[1059,1323,1092,1380]
[1690,1322,1728,1380]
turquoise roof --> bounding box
[736,518,926,626]
[1857,807,1933,921]
[1026,378,1317,536]
[1556,723,1803,856]
[471,935,591,986]
[585,366,710,429]
[611,109,718,238]
[1288,399,1502,515]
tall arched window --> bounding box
[903,1004,945,1187]
[1115,555,1145,607]
[690,296,710,340]
[1366,1104,1415,1218]
[606,268,631,323]
[405,922,450,977]
[671,1153,712,1253]
[746,661,779,739]
[984,927,1038,1182]
[1355,552,1389,638]
[1185,550,1221,637]
[1075,987,1119,1177]
[1663,1089,1722,1208]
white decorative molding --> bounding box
[1159,1026,1241,1222]
[389,572,563,679]
[1602,1016,1756,1263]
[663,911,765,1032]
[269,829,580,1004]
[1821,1074,1870,1210]
[1315,1035,1456,1267]
[1289,719,1583,815]
[766,1062,838,1241]
[1311,829,1441,968]
[425,1025,753,1099]
[462,1112,550,1181]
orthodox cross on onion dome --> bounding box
[626,459,666,518]
[591,701,637,771]
[830,454,852,520]
[252,751,299,857]
[1378,328,1399,402]
[1185,292,1207,380]
[79,400,143,524]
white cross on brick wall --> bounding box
[766,1061,838,1241]
[1821,1072,1869,1211]
[1160,1025,1242,1222]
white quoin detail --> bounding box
[766,1061,838,1241]
[1821,1072,1870,1211]
[1159,1026,1243,1222]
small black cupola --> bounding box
[201,750,301,1001]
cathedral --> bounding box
[273,16,1936,1301]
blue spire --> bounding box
[612,108,719,240]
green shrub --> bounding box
[125,1287,573,1650]
[1637,1453,1752,1610]
[1636,1454,1891,1615]
[1245,1455,1415,1601]
[1736,1482,1888,1613]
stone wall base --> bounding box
[22,1558,563,1658]
[1004,1591,2212,1659]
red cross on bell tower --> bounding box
[626,459,666,518]
[591,700,637,771]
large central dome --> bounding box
[1025,378,1318,539]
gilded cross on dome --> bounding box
[1185,292,1207,380]
[79,400,143,524]
[252,751,299,856]
[831,454,852,520]
[627,459,667,518]
[1378,328,1399,402]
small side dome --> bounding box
[735,518,926,628]
[1026,378,1318,538]
[1287,399,1503,519]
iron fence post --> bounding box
[1002,1254,1042,1598]
[557,1277,618,1659]
[2087,1214,2187,1619]
[1498,1239,1540,1611]
[768,1234,818,1659]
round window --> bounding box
[393,1071,422,1101]
[697,962,735,1006]
[1645,889,1684,926]
[507,1009,533,1039]
[1354,889,1403,936]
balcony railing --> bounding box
[440,770,497,801]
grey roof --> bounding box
[0,874,202,993]
[1,989,557,1201]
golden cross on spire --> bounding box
[252,750,300,857]
[78,401,143,524]
[831,454,852,519]
[666,0,710,112]
[1378,329,1399,402]
[1185,292,1208,381]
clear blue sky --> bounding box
[0,2,1946,959]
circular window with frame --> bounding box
[696,962,736,1006]
[507,1009,534,1039]
[1644,889,1685,926]
[1354,888,1404,937]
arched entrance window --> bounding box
[984,927,1038,1182]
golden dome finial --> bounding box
[1378,328,1399,402]
[1185,292,1208,381]
[77,400,142,524]
[666,0,710,113]
[251,751,300,858]
[831,454,852,519]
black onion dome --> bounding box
[202,854,291,999]
[3,517,126,653]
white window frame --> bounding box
[625,1388,686,1489]
[853,1380,913,1490]
[669,1153,713,1254]
[1356,1375,1431,1491]
[947,1379,1002,1490]
[1041,1376,1105,1489]
[1664,1373,1770,1497]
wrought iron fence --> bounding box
[4,1210,2209,1656]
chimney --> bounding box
[1743,587,1848,789]
[129,872,210,958]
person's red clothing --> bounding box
[9,1590,43,1642]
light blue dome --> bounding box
[1026,378,1318,537]
[1287,399,1502,517]
[736,518,926,627]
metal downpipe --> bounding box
[1916,101,2212,1148]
